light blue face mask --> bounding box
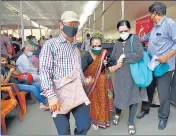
[27,51,33,57]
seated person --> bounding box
[16,45,40,83]
[1,54,48,110]
[11,47,25,63]
[29,49,40,69]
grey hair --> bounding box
[148,2,167,16]
[24,45,34,53]
[90,37,102,45]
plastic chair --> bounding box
[1,86,23,135]
[1,83,37,115]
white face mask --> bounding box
[120,32,130,40]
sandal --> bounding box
[113,114,120,125]
[39,103,49,111]
[92,124,99,130]
[128,124,136,135]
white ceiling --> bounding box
[1,1,176,33]
[85,1,176,33]
[0,3,39,29]
[0,1,89,29]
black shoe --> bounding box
[151,104,160,107]
[136,110,149,119]
[158,120,167,130]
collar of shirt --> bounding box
[157,16,167,26]
[59,34,75,47]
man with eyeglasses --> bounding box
[137,2,176,130]
[39,11,91,135]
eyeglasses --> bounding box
[62,22,80,28]
[119,30,129,34]
[92,45,101,48]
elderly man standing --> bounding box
[39,11,92,135]
[138,2,176,130]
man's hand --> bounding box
[8,54,12,59]
[139,27,144,34]
[9,68,15,74]
[48,98,60,112]
[155,55,168,64]
[10,60,16,66]
[156,50,176,64]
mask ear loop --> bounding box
[150,7,157,22]
[151,13,157,22]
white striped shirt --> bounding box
[39,34,76,100]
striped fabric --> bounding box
[39,34,76,100]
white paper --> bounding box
[148,55,160,71]
[52,112,57,118]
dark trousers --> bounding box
[52,104,91,135]
[141,71,173,120]
[171,69,176,104]
[142,75,156,112]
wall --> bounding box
[100,5,176,40]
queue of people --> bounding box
[1,1,175,135]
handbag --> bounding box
[154,63,170,77]
[129,35,153,88]
[52,48,90,115]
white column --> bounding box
[20,1,24,47]
[121,0,124,20]
[0,22,2,35]
[18,24,20,37]
[89,16,91,33]
[39,25,42,38]
[83,25,84,40]
[93,11,96,32]
[82,28,84,43]
[30,20,32,35]
[102,1,105,35]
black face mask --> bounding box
[1,62,7,68]
[62,24,78,38]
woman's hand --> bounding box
[117,54,126,64]
[115,63,123,69]
[84,76,94,86]
[9,68,15,74]
[103,57,108,66]
[108,63,123,72]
